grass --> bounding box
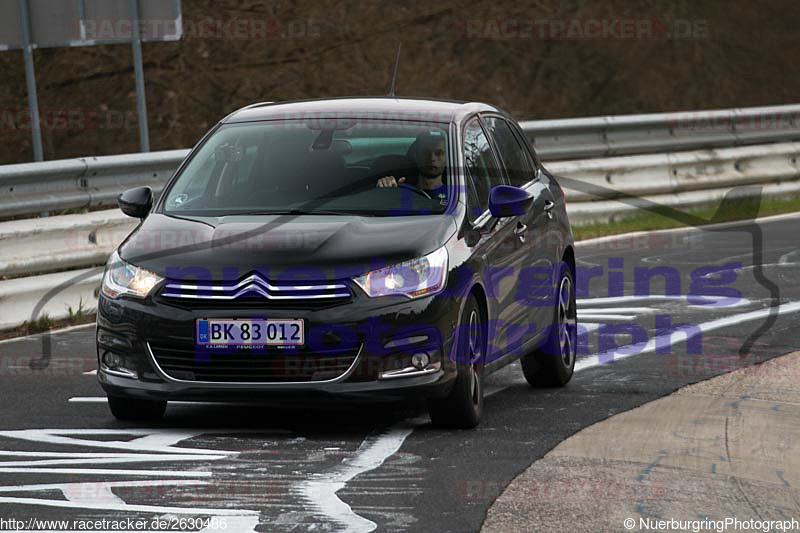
[0,300,98,341]
[67,298,89,323]
[573,194,800,240]
[18,314,53,336]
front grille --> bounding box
[161,273,352,306]
[148,341,361,383]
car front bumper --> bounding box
[96,287,462,403]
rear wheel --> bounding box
[428,296,484,429]
[521,263,577,387]
[107,396,167,421]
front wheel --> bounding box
[521,263,577,387]
[427,295,484,429]
[107,396,167,421]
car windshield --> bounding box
[162,119,451,217]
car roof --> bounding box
[222,97,506,125]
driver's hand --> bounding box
[376,176,406,188]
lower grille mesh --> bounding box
[148,341,360,383]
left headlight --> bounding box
[353,246,448,298]
[101,251,164,299]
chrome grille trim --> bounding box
[162,273,351,300]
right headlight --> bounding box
[101,251,163,299]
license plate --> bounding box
[196,319,304,346]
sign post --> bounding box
[0,0,182,161]
[18,0,43,161]
[129,0,150,153]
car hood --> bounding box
[119,213,458,279]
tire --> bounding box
[521,262,577,387]
[107,396,167,421]
[427,295,485,429]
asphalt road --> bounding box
[0,213,799,532]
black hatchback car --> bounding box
[97,97,577,428]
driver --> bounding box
[375,131,447,198]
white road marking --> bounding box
[0,454,228,467]
[578,295,688,305]
[0,429,230,455]
[580,323,601,333]
[68,397,258,405]
[0,429,259,531]
[578,307,657,313]
[298,424,416,533]
[0,467,213,476]
[575,300,800,372]
[0,495,257,516]
[779,250,800,264]
[578,295,753,308]
[575,314,635,321]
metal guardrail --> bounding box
[521,104,800,160]
[2,140,798,279]
[0,149,188,218]
[1,103,799,219]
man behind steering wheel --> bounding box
[375,131,447,200]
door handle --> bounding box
[514,222,527,242]
[543,200,555,219]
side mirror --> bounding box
[489,185,534,217]
[118,186,153,219]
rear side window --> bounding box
[483,116,536,187]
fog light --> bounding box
[411,352,430,370]
[101,351,137,377]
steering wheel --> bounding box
[398,183,431,199]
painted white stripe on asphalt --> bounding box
[578,307,657,313]
[0,479,207,492]
[0,429,231,455]
[0,429,260,532]
[0,495,257,516]
[578,295,753,308]
[0,455,228,467]
[0,451,213,458]
[68,397,259,405]
[575,314,635,321]
[0,468,212,476]
[579,295,686,305]
[299,424,416,533]
[575,300,800,372]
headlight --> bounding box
[101,251,164,299]
[353,246,448,298]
